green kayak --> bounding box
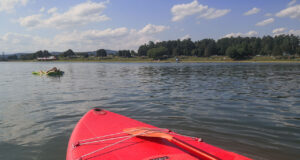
[32,70,64,76]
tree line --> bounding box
[138,34,300,60]
[1,34,299,61]
[0,49,135,61]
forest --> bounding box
[138,35,300,60]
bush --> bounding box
[147,47,168,60]
[226,45,251,60]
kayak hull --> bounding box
[67,108,251,160]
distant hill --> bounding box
[5,49,118,57]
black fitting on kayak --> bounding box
[73,142,80,148]
[93,107,107,115]
[93,108,102,111]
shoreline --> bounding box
[4,60,300,63]
[3,56,300,63]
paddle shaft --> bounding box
[171,137,220,160]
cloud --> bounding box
[0,0,28,13]
[138,24,170,34]
[271,28,300,36]
[180,34,191,40]
[0,24,169,53]
[272,27,286,35]
[19,1,110,29]
[288,0,297,6]
[40,7,45,12]
[223,31,258,38]
[256,18,275,26]
[244,7,260,16]
[0,32,50,53]
[53,24,169,50]
[18,14,43,28]
[171,0,230,22]
[276,4,300,21]
[288,29,300,35]
[47,7,58,14]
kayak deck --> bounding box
[67,108,251,160]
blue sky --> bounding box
[0,0,299,53]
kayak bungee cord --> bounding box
[73,128,143,147]
[74,128,168,160]
[74,135,132,147]
[125,127,220,160]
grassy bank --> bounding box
[5,56,300,63]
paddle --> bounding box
[124,127,220,160]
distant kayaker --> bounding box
[47,67,59,73]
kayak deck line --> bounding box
[74,128,176,160]
[67,108,252,160]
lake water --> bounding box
[0,62,299,160]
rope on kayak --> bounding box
[74,128,203,160]
[74,128,170,147]
[73,128,145,147]
[75,135,132,146]
[77,129,159,160]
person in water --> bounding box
[46,67,59,73]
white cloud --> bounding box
[19,14,43,28]
[0,0,28,13]
[244,7,260,16]
[271,28,300,36]
[0,33,50,53]
[171,0,230,22]
[223,31,258,38]
[138,24,170,34]
[47,7,58,14]
[53,24,169,50]
[276,4,300,21]
[288,0,297,6]
[180,34,191,40]
[40,7,45,12]
[288,29,300,35]
[0,24,169,53]
[255,18,274,26]
[272,27,286,35]
[19,1,110,29]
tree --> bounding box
[272,45,282,56]
[77,52,89,58]
[147,46,168,60]
[204,42,217,57]
[62,49,75,57]
[33,50,51,58]
[20,54,34,60]
[7,54,18,60]
[135,34,300,59]
[117,50,131,57]
[138,44,149,56]
[130,50,137,57]
[96,49,107,57]
[226,45,249,60]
